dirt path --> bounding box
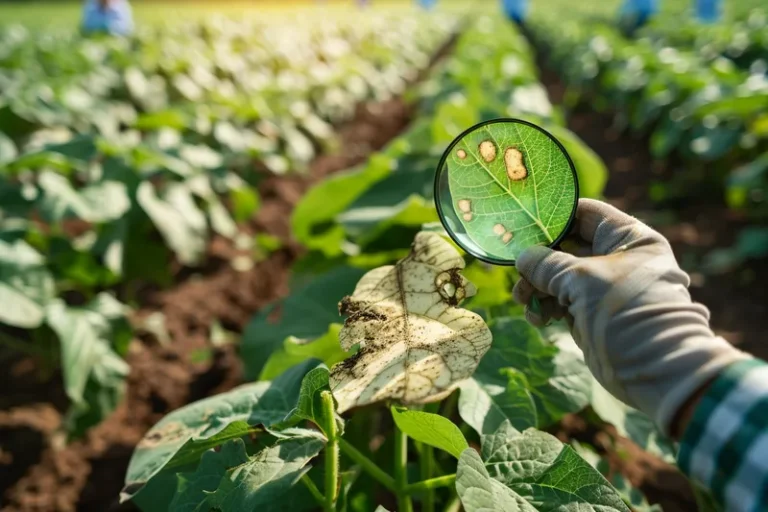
[536,49,768,512]
[0,36,458,512]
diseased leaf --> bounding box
[242,267,367,379]
[391,406,468,459]
[196,433,325,511]
[480,421,629,511]
[260,324,349,381]
[456,448,535,512]
[442,120,577,261]
[330,232,492,412]
[169,439,250,512]
[0,239,55,328]
[122,360,319,503]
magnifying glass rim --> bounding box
[433,117,580,266]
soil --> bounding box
[536,50,768,511]
[0,32,458,511]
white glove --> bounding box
[513,199,751,435]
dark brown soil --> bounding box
[537,52,768,511]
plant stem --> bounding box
[301,474,325,507]
[418,443,435,512]
[321,391,339,512]
[404,474,456,494]
[443,494,462,512]
[338,438,397,492]
[394,424,413,512]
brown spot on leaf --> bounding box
[479,140,497,162]
[504,147,528,181]
[457,199,471,213]
[457,149,467,159]
[462,213,473,222]
[493,223,506,236]
[502,232,514,244]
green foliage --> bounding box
[459,318,591,434]
[391,407,468,459]
[260,324,349,381]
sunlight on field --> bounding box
[0,0,478,28]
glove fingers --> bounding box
[516,245,578,299]
[512,277,545,306]
[524,297,565,326]
[577,199,667,256]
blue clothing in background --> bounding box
[619,0,658,30]
[82,0,134,36]
[416,0,437,9]
[695,0,722,23]
[501,0,528,23]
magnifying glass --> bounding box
[434,118,579,313]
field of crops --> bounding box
[0,1,767,511]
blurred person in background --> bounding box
[82,0,134,36]
[500,0,527,25]
[619,0,721,32]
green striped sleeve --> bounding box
[678,358,768,512]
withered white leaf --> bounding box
[330,232,492,413]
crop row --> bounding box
[0,13,456,436]
[121,15,672,512]
[530,11,768,220]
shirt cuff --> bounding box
[677,358,768,512]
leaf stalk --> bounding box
[321,391,339,511]
[394,424,414,512]
[338,438,397,492]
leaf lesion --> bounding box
[329,232,492,413]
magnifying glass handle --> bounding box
[529,295,542,317]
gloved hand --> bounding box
[513,199,751,435]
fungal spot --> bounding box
[457,149,467,159]
[441,282,456,298]
[504,148,528,181]
[463,213,473,222]
[493,223,506,236]
[502,232,514,244]
[479,140,497,162]
[457,199,471,213]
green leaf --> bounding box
[468,318,590,429]
[169,438,250,512]
[136,181,207,266]
[260,324,349,381]
[292,154,393,256]
[458,375,537,436]
[0,132,18,166]
[590,381,676,462]
[241,266,367,379]
[122,360,319,503]
[196,433,325,511]
[282,366,338,438]
[480,422,629,511]
[45,294,131,435]
[456,448,535,512]
[0,239,55,328]
[544,124,607,199]
[391,406,468,459]
[230,186,260,223]
[445,121,577,261]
